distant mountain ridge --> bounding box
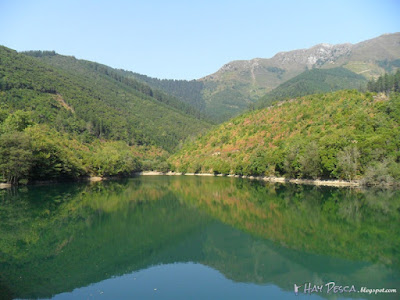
[199,32,400,120]
[204,33,400,82]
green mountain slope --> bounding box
[0,46,210,151]
[170,90,400,185]
[24,50,208,122]
[0,46,211,183]
[257,67,367,108]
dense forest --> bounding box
[0,46,211,184]
[170,90,400,186]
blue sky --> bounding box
[0,0,399,79]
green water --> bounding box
[0,176,399,299]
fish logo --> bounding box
[294,284,302,295]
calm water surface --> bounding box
[0,176,399,299]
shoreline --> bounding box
[136,171,361,188]
[0,172,383,189]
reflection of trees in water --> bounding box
[0,178,208,298]
[0,177,399,298]
[171,177,400,267]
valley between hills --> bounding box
[0,32,400,187]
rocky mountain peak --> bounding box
[272,42,353,67]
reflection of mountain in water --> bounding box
[171,176,400,267]
[0,177,399,299]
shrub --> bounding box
[299,141,321,179]
[0,132,33,184]
[193,163,202,174]
[337,146,360,180]
[157,161,170,173]
[362,161,394,187]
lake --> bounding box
[0,176,399,299]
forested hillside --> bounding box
[24,50,208,121]
[256,67,367,108]
[0,47,210,149]
[0,46,211,184]
[170,90,400,186]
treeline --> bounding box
[22,50,57,58]
[171,90,400,187]
[367,69,400,94]
[128,72,206,112]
